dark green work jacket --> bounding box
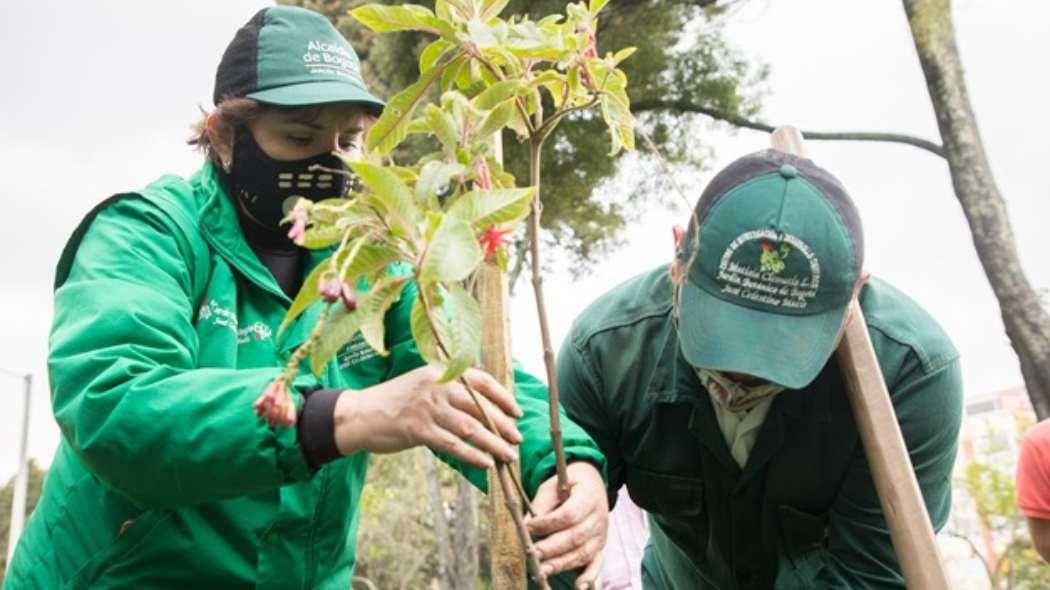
[556,266,962,589]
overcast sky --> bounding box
[1,0,1047,476]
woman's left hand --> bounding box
[526,461,609,589]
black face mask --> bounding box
[226,128,350,236]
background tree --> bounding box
[355,452,486,589]
[949,433,1050,589]
[0,460,46,583]
[902,0,1050,419]
[281,0,765,287]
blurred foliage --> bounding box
[281,0,765,279]
[953,422,1050,589]
[355,451,486,589]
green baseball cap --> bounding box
[676,149,864,389]
[213,6,384,114]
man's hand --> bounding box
[527,462,609,589]
[333,366,522,469]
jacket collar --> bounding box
[644,311,834,480]
[193,162,294,304]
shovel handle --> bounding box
[770,126,950,590]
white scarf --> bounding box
[695,368,786,413]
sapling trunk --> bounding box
[527,136,571,503]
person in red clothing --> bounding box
[1016,419,1050,561]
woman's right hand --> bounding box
[333,366,523,469]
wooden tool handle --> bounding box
[770,126,951,589]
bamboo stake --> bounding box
[771,126,950,589]
[479,134,532,589]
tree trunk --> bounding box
[451,478,479,586]
[423,450,456,590]
[903,0,1050,418]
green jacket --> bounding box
[556,266,962,589]
[5,163,604,589]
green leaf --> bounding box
[423,103,459,153]
[417,160,466,206]
[279,257,329,336]
[410,294,445,373]
[589,0,610,15]
[486,156,517,187]
[351,4,453,37]
[567,65,582,99]
[441,91,475,133]
[359,276,410,357]
[505,21,566,60]
[350,162,422,237]
[600,88,635,155]
[309,197,356,225]
[407,117,431,135]
[447,187,534,229]
[341,244,400,287]
[310,305,364,376]
[612,46,637,65]
[423,210,444,241]
[532,70,567,108]
[466,18,499,48]
[437,283,481,382]
[420,217,483,282]
[419,38,454,73]
[459,57,481,90]
[473,80,526,111]
[440,55,468,93]
[436,0,469,21]
[366,63,446,156]
[475,100,517,139]
[567,2,589,22]
[301,224,344,249]
[479,0,509,20]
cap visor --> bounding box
[677,281,847,389]
[248,81,384,115]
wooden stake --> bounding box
[771,126,950,589]
[479,135,530,589]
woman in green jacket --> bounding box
[4,6,606,589]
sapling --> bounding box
[253,0,635,584]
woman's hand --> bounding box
[527,462,609,588]
[333,366,523,468]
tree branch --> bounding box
[943,530,995,586]
[631,98,947,158]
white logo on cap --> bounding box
[716,229,821,309]
[303,40,362,83]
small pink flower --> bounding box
[320,279,357,311]
[286,201,309,246]
[340,283,358,312]
[320,279,342,303]
[479,225,513,259]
